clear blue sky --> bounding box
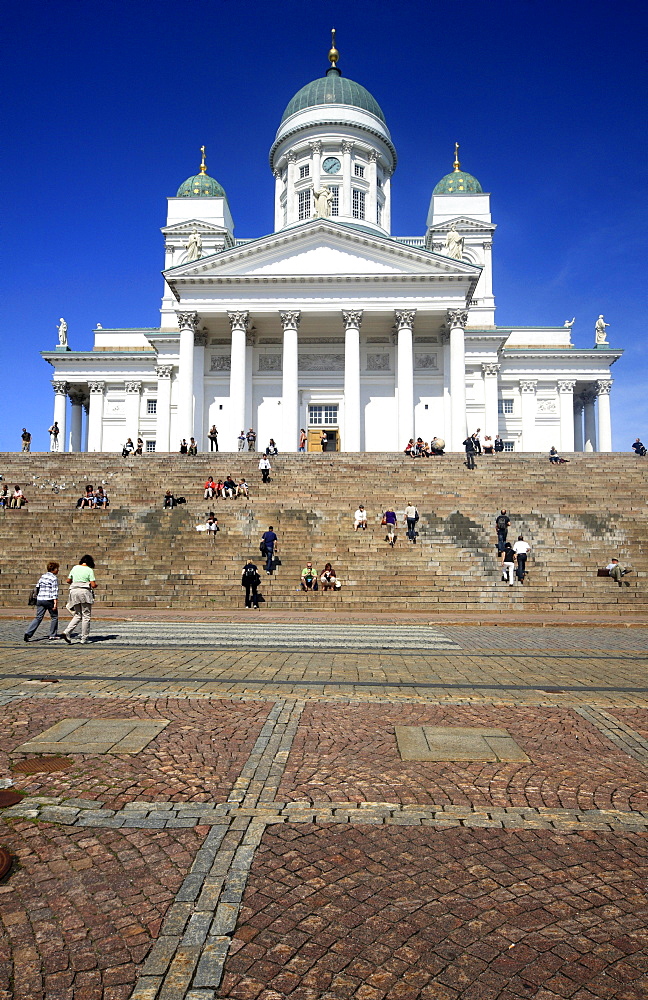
[2,0,646,452]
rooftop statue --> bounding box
[595,314,610,345]
[185,230,202,262]
[313,186,334,218]
[57,318,68,347]
[563,318,575,329]
[444,223,464,261]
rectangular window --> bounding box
[147,399,157,415]
[354,163,365,178]
[308,404,339,425]
[298,189,311,220]
[498,398,514,414]
[330,185,339,217]
[377,176,383,189]
[299,164,310,178]
[376,202,382,226]
[146,440,156,453]
[503,441,515,452]
[352,188,365,220]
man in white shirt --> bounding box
[512,536,531,583]
[354,505,367,531]
[405,503,418,542]
[606,558,631,586]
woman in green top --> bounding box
[61,555,97,645]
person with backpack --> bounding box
[260,526,277,574]
[495,509,510,554]
[463,434,477,469]
[242,561,261,609]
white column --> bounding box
[310,140,322,190]
[193,331,206,450]
[342,309,363,452]
[341,140,353,218]
[447,309,468,451]
[228,310,249,451]
[176,311,198,443]
[286,152,297,225]
[280,310,300,452]
[87,381,105,452]
[273,170,282,231]
[395,309,416,448]
[482,241,494,299]
[245,330,255,432]
[558,380,576,452]
[383,174,392,234]
[482,363,500,442]
[583,390,597,452]
[155,365,173,451]
[52,382,68,452]
[596,380,613,452]
[124,381,142,442]
[368,150,378,227]
[69,392,84,452]
[573,397,584,451]
[82,402,89,452]
[519,380,538,451]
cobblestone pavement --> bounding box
[0,626,647,999]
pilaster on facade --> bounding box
[557,380,576,452]
[394,309,416,449]
[280,310,301,452]
[155,366,173,452]
[519,380,538,451]
[228,311,250,451]
[52,381,69,452]
[481,363,500,442]
[446,309,468,451]
[596,379,613,452]
[176,311,199,443]
[87,381,106,452]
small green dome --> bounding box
[176,172,226,198]
[433,169,482,195]
[281,68,385,124]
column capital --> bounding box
[286,150,297,163]
[482,241,493,250]
[309,140,322,154]
[557,379,577,393]
[341,140,355,154]
[273,169,281,180]
[446,309,468,329]
[596,379,613,395]
[155,365,173,379]
[164,244,174,255]
[52,380,69,395]
[176,311,199,333]
[125,381,142,393]
[519,380,538,394]
[342,309,363,329]
[279,310,301,331]
[481,363,500,377]
[368,149,379,163]
[228,310,250,332]
[88,381,105,394]
[394,309,416,331]
[194,331,208,347]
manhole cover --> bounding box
[0,791,23,807]
[11,756,73,775]
[0,848,12,879]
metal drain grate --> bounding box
[11,756,73,775]
[0,790,23,807]
[0,848,12,879]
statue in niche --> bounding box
[57,318,68,347]
[444,223,464,260]
[185,230,202,262]
[312,186,334,218]
[595,315,610,345]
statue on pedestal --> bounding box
[563,318,575,329]
[313,186,334,218]
[595,314,610,345]
[444,224,464,261]
[57,318,68,347]
[185,230,202,262]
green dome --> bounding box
[433,169,482,195]
[281,68,385,124]
[176,172,226,198]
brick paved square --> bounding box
[395,725,530,762]
[16,718,169,754]
[2,697,271,809]
[222,824,648,999]
[279,703,648,812]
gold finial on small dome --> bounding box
[453,142,461,172]
[199,145,207,175]
[328,28,339,66]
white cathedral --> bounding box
[44,37,620,454]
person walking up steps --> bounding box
[242,561,261,608]
[383,508,397,546]
[261,526,277,574]
[513,535,531,584]
[405,502,419,543]
[463,434,477,469]
[495,509,510,554]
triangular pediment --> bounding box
[428,216,497,234]
[161,219,231,237]
[165,219,480,284]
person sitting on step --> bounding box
[76,485,95,509]
[10,485,27,509]
[236,479,249,499]
[320,563,338,591]
[163,490,177,509]
[93,486,109,508]
[300,561,317,591]
[204,476,217,500]
[606,558,631,586]
[223,475,237,499]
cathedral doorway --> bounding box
[307,427,339,452]
[307,403,340,452]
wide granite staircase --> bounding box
[0,452,646,613]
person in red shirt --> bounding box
[204,476,217,499]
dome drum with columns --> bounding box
[43,36,621,454]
